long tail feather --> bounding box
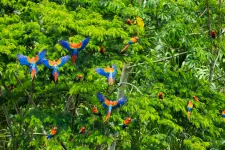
[187,111,191,119]
[71,55,77,66]
[31,69,36,80]
[121,45,129,53]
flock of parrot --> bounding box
[16,29,222,140]
[17,36,138,140]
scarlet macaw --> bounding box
[193,96,199,102]
[79,127,86,134]
[47,127,57,139]
[187,101,193,119]
[59,37,90,65]
[121,117,131,129]
[96,65,117,85]
[17,50,46,80]
[92,106,102,116]
[42,56,70,82]
[121,36,139,53]
[97,92,127,122]
[158,92,163,99]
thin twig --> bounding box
[118,82,143,95]
[199,8,208,18]
[13,72,36,107]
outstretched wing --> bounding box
[96,68,109,77]
[57,55,70,67]
[97,92,110,108]
[112,97,127,110]
[17,54,31,66]
[112,65,117,77]
[42,59,53,69]
[36,49,47,64]
[77,37,90,52]
[59,40,73,52]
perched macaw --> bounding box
[97,92,127,122]
[59,37,90,65]
[222,110,225,121]
[96,65,117,85]
[158,92,163,99]
[121,117,131,129]
[17,50,46,80]
[187,101,193,119]
[121,36,139,53]
[79,127,86,134]
[42,56,70,82]
[193,96,199,102]
[92,106,102,116]
[47,127,57,139]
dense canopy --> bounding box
[1,0,225,149]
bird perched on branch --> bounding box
[158,92,163,99]
[121,117,131,129]
[187,101,193,120]
[79,126,86,134]
[17,50,46,80]
[59,37,90,65]
[193,96,199,102]
[96,65,117,85]
[92,106,102,116]
[121,36,139,53]
[97,92,127,122]
[47,127,57,139]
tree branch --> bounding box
[118,82,143,95]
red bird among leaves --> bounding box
[193,96,199,102]
[121,117,131,129]
[47,127,57,139]
[79,127,86,134]
[158,92,163,99]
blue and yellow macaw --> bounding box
[17,50,46,80]
[97,92,127,122]
[59,37,90,65]
[47,127,57,139]
[121,36,139,53]
[96,65,117,85]
[42,56,70,82]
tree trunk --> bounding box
[107,64,131,150]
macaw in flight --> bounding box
[79,126,86,134]
[187,101,193,120]
[17,50,46,80]
[96,65,117,85]
[92,106,102,116]
[42,56,70,82]
[47,127,57,139]
[97,92,127,122]
[121,117,131,129]
[121,36,139,53]
[59,37,90,65]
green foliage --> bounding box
[1,0,225,150]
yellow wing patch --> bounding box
[104,66,114,73]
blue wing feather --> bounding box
[17,54,31,66]
[97,92,108,108]
[42,59,53,69]
[59,40,73,52]
[112,97,127,110]
[58,55,70,67]
[77,37,90,51]
[37,49,47,64]
[96,68,109,77]
[112,65,117,77]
